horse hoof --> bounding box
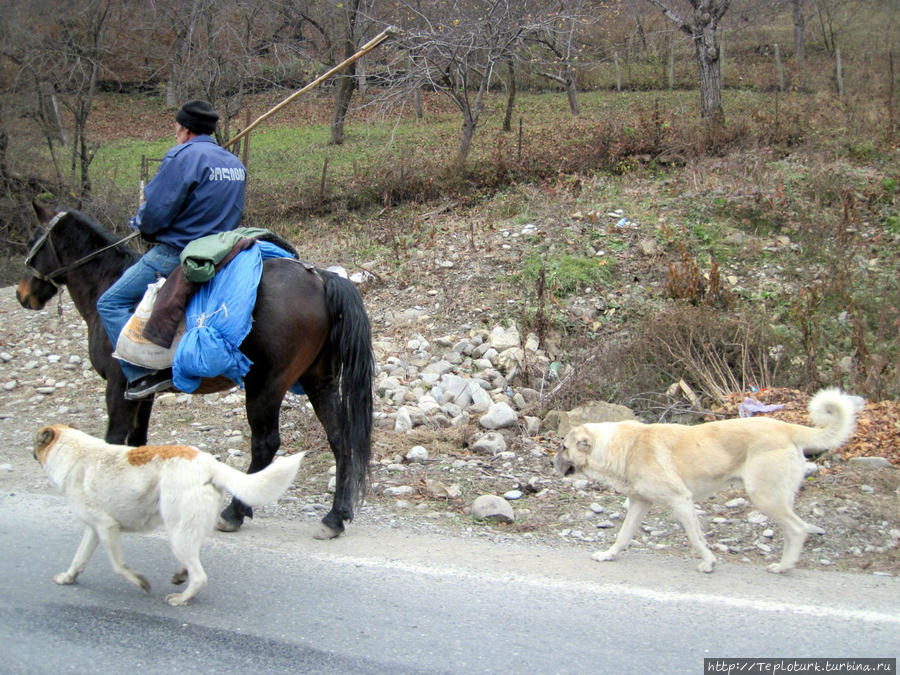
[313,522,342,540]
[216,515,242,532]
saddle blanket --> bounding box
[174,240,297,393]
[114,240,302,394]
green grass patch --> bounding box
[517,251,613,298]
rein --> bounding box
[25,211,141,285]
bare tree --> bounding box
[644,0,730,122]
[391,0,564,171]
[62,0,112,198]
[330,0,363,145]
[148,0,286,143]
[524,2,602,118]
[13,0,116,200]
[265,0,383,145]
[502,57,516,131]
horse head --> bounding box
[17,201,139,312]
[17,201,65,310]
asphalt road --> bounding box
[0,487,897,675]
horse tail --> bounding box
[322,270,374,512]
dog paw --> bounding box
[767,562,791,574]
[133,573,151,593]
[53,573,77,585]
[166,592,192,606]
[591,550,616,562]
[697,559,716,573]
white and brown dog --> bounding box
[33,424,305,605]
[553,389,863,574]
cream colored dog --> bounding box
[553,389,862,574]
[34,424,305,605]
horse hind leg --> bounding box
[306,380,353,540]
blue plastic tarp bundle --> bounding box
[173,241,295,393]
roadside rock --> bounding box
[471,495,515,523]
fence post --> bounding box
[835,46,844,96]
[241,107,251,169]
[668,41,675,90]
[518,117,523,163]
[889,51,896,137]
[614,51,622,92]
[319,157,329,205]
[775,43,785,92]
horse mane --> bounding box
[256,231,298,258]
[65,209,130,247]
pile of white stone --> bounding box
[368,322,640,523]
[372,323,553,443]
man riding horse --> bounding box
[18,104,374,537]
[97,99,247,400]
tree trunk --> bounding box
[330,68,356,145]
[0,127,8,184]
[695,39,724,122]
[645,0,729,122]
[503,59,516,132]
[455,112,477,171]
[692,4,725,122]
[167,19,194,108]
[357,55,368,98]
[564,67,580,116]
[39,82,66,145]
[329,0,361,146]
[793,0,806,61]
[452,71,492,171]
[413,87,423,120]
[79,134,92,199]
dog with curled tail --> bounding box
[553,389,863,574]
[34,424,305,605]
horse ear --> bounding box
[32,199,56,225]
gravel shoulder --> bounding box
[1,285,898,579]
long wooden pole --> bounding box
[224,26,396,150]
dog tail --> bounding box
[208,452,306,507]
[796,388,864,456]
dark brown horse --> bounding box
[16,202,374,539]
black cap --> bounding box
[175,100,219,135]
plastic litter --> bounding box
[738,397,785,418]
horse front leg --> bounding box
[217,400,281,532]
[104,380,152,446]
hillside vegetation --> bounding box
[3,2,898,412]
[64,84,899,414]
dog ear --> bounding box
[34,425,61,463]
[36,426,57,447]
[575,435,593,455]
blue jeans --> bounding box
[97,243,182,382]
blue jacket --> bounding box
[129,136,247,250]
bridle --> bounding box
[24,211,141,286]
